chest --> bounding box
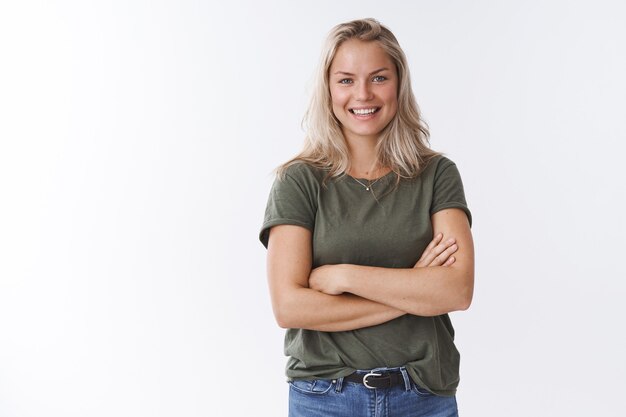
[312,179,434,268]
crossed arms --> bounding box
[265,208,474,332]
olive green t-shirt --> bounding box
[259,155,471,396]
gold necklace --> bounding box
[351,176,382,191]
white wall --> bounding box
[1,1,624,416]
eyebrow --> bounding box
[333,67,391,76]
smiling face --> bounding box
[329,39,398,146]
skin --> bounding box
[266,39,474,331]
[308,209,474,317]
[329,40,398,151]
[267,223,468,331]
[329,39,397,177]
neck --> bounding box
[345,137,382,179]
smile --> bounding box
[349,107,380,115]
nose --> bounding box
[355,81,373,101]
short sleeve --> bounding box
[259,164,319,249]
[430,157,472,227]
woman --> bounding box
[259,18,474,417]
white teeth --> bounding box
[352,108,377,115]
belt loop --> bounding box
[334,377,344,393]
[399,367,411,392]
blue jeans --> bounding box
[288,367,458,417]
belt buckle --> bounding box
[363,371,382,389]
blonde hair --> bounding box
[276,18,439,184]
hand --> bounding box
[309,264,347,295]
[414,233,458,268]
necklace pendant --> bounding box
[365,187,370,191]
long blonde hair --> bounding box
[276,18,439,184]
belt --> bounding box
[344,371,405,389]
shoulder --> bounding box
[277,162,329,189]
[281,161,327,179]
[425,155,468,185]
[260,163,323,248]
[426,155,472,225]
[424,155,457,175]
[408,155,458,183]
[267,162,329,203]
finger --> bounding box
[433,238,456,257]
[421,238,456,265]
[415,234,455,267]
[415,237,455,267]
[418,233,443,260]
[429,243,458,266]
[426,233,443,251]
[428,242,458,266]
[414,233,443,267]
[442,256,456,267]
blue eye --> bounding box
[339,79,353,84]
[373,75,387,82]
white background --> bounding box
[1,1,625,416]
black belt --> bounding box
[344,371,405,389]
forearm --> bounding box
[266,224,405,332]
[336,208,475,316]
[341,264,473,316]
[273,286,406,332]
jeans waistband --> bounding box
[335,366,412,392]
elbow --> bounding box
[430,291,471,316]
[270,285,311,329]
[456,293,472,311]
[437,271,474,315]
[273,303,292,329]
[455,273,474,311]
[274,310,287,328]
[272,296,301,329]
[276,319,290,329]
